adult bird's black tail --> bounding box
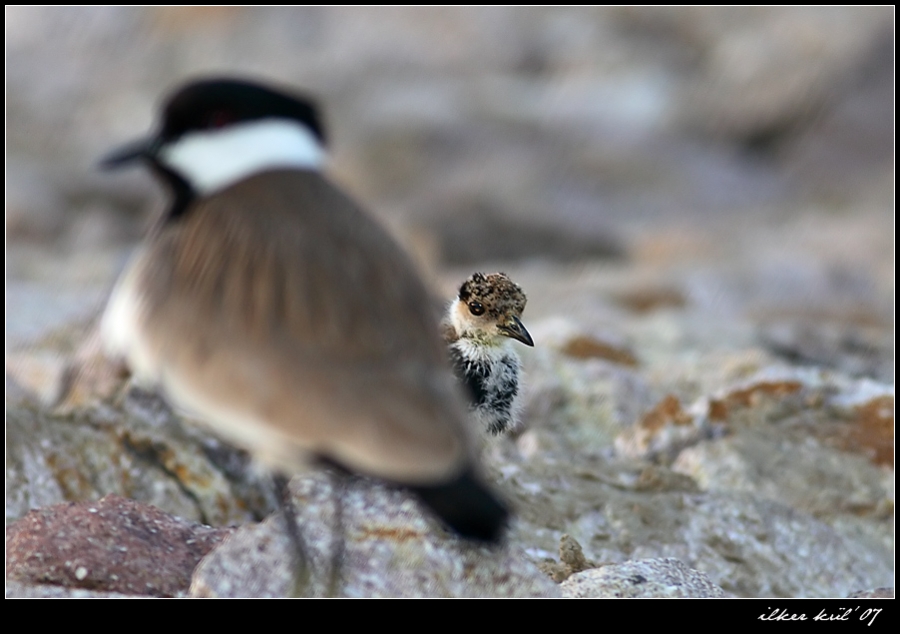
[409,469,510,543]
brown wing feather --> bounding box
[133,170,470,482]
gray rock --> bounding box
[192,473,560,598]
[561,557,725,598]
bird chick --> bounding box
[443,272,533,435]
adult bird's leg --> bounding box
[272,474,311,596]
[326,469,347,598]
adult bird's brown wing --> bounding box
[118,170,474,484]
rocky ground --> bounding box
[6,7,893,598]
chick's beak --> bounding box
[498,315,534,347]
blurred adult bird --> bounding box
[100,78,510,564]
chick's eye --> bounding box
[468,301,485,316]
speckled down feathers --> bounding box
[456,272,527,324]
[449,339,523,435]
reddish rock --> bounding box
[6,495,232,597]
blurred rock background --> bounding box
[6,7,893,597]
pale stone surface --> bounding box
[192,474,560,598]
[561,557,725,598]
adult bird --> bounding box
[100,78,510,589]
